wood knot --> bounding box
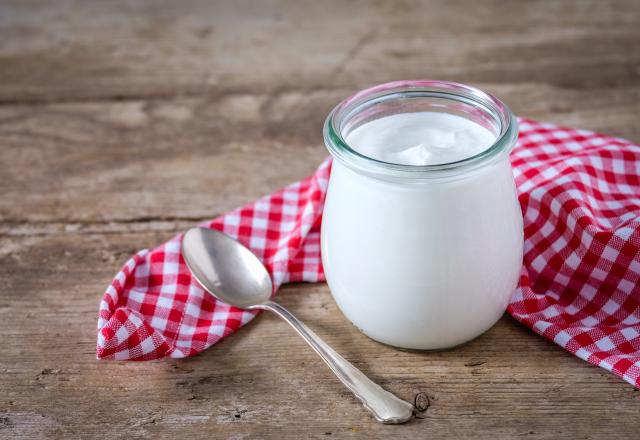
[414,392,430,413]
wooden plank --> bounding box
[0,0,639,103]
[1,83,639,227]
[0,231,638,439]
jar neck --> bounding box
[323,80,518,182]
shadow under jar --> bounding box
[321,80,523,350]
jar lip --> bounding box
[323,80,518,180]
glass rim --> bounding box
[323,80,519,180]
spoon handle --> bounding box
[256,300,414,424]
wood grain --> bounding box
[1,0,639,439]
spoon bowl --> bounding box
[182,227,272,309]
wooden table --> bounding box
[1,1,639,438]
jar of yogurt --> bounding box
[321,80,523,350]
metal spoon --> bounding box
[181,227,415,424]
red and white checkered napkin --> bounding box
[97,118,640,387]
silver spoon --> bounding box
[181,227,415,424]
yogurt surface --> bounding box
[345,112,496,166]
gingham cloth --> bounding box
[97,118,640,387]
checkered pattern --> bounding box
[509,118,640,387]
[97,118,640,388]
[97,159,330,360]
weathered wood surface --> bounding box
[1,0,639,438]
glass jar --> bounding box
[321,80,523,350]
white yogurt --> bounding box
[346,112,496,166]
[322,108,523,350]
